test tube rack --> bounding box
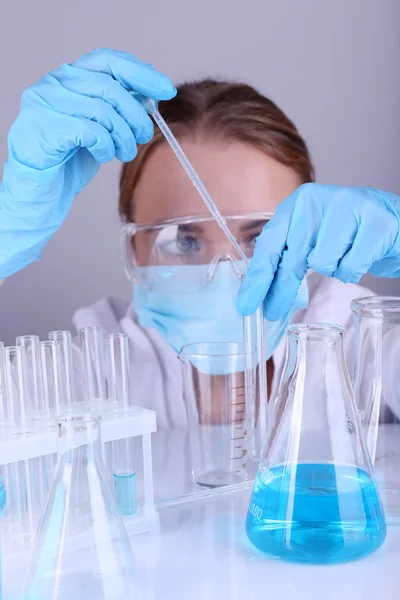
[0,327,159,577]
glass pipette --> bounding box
[132,93,249,266]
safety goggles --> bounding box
[121,212,273,293]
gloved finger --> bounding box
[9,104,116,165]
[306,203,359,276]
[26,83,138,162]
[263,198,316,321]
[263,270,303,322]
[334,208,399,283]
[236,209,292,316]
[368,256,400,278]
[63,114,116,163]
[70,48,177,101]
[50,65,154,144]
[333,232,374,283]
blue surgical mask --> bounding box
[133,262,309,361]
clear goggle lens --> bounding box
[121,213,273,293]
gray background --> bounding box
[1,0,399,345]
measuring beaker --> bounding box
[352,296,400,524]
[179,342,255,488]
[247,324,386,564]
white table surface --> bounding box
[4,426,400,599]
[128,425,400,600]
[131,486,400,600]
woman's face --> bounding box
[132,139,301,264]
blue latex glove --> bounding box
[0,48,176,279]
[237,183,400,320]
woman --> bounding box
[0,49,397,428]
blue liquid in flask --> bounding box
[246,463,386,564]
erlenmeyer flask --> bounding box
[246,324,386,564]
[24,415,140,600]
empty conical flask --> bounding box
[24,415,140,600]
[246,324,386,564]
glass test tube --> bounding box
[36,341,62,525]
[0,341,4,419]
[107,333,136,515]
[1,345,9,525]
[39,341,62,417]
[48,331,74,407]
[1,346,27,428]
[80,327,107,403]
[107,333,131,406]
[16,337,54,533]
[1,347,37,539]
[243,307,268,462]
[16,335,42,415]
[3,458,37,542]
[0,343,5,518]
[113,448,137,516]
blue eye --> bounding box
[158,235,202,258]
[247,235,257,249]
[176,235,201,254]
[242,233,260,255]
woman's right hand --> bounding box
[0,48,176,279]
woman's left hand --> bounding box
[237,183,400,320]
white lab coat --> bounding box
[72,272,373,430]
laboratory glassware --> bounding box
[0,342,4,419]
[179,342,253,488]
[80,326,107,405]
[48,331,74,406]
[243,309,267,463]
[38,340,63,418]
[0,346,30,432]
[0,342,5,517]
[246,324,386,564]
[24,415,140,600]
[0,347,37,539]
[106,333,136,515]
[352,296,400,524]
[16,335,42,415]
[0,344,52,542]
[106,333,131,406]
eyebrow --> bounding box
[239,219,269,232]
[177,224,206,233]
[176,219,270,235]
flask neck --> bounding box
[280,325,352,412]
[57,415,102,462]
[286,325,345,375]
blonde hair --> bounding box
[119,79,315,222]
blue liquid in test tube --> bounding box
[113,472,137,516]
[0,478,6,514]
